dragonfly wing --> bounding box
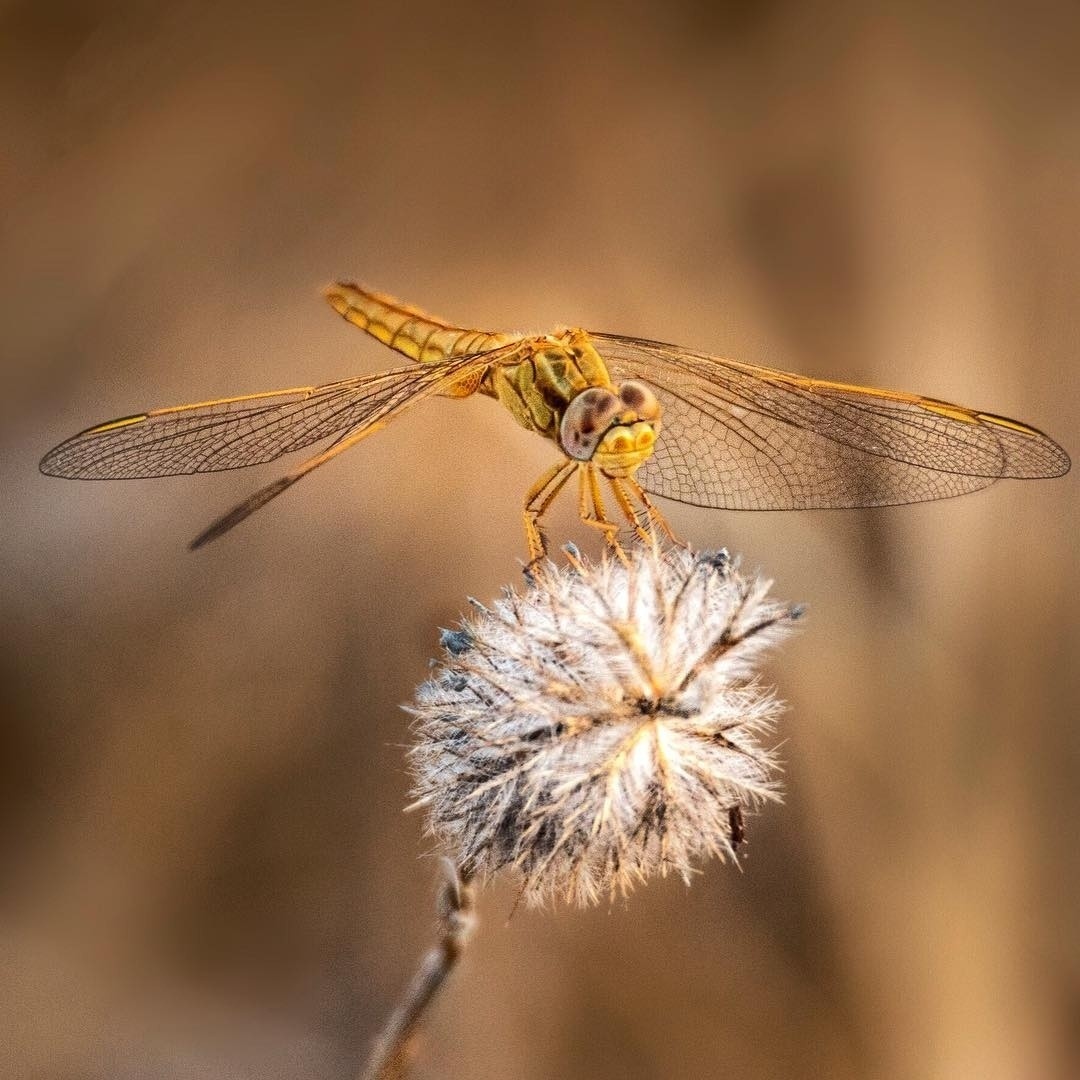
[40,351,505,481]
[41,347,517,547]
[593,333,1070,510]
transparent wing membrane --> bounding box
[595,333,1070,511]
[40,353,505,481]
[40,348,515,546]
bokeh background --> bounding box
[3,2,1078,1078]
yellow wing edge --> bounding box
[78,386,319,438]
[82,414,147,435]
[719,362,1056,440]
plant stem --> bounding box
[360,860,476,1080]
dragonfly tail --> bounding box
[325,282,516,364]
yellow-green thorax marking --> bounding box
[484,330,661,477]
[327,284,662,477]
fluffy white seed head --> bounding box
[408,546,802,907]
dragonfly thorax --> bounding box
[560,380,662,477]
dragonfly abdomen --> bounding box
[326,283,516,364]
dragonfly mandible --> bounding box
[40,284,1071,558]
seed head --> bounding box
[408,546,802,907]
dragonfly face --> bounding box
[40,283,1070,557]
[560,381,662,477]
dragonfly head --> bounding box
[560,381,662,476]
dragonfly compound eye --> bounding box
[560,387,622,461]
[618,380,661,421]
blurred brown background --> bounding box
[3,2,1078,1078]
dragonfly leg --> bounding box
[608,475,653,546]
[579,464,627,563]
[523,459,577,564]
[623,474,687,549]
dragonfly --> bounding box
[41,284,1070,559]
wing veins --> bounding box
[184,349,508,545]
[182,372,419,473]
[593,331,1063,511]
[41,351,509,481]
[608,337,1020,478]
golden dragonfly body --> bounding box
[41,284,1070,557]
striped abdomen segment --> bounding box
[326,283,518,364]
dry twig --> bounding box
[360,860,476,1080]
